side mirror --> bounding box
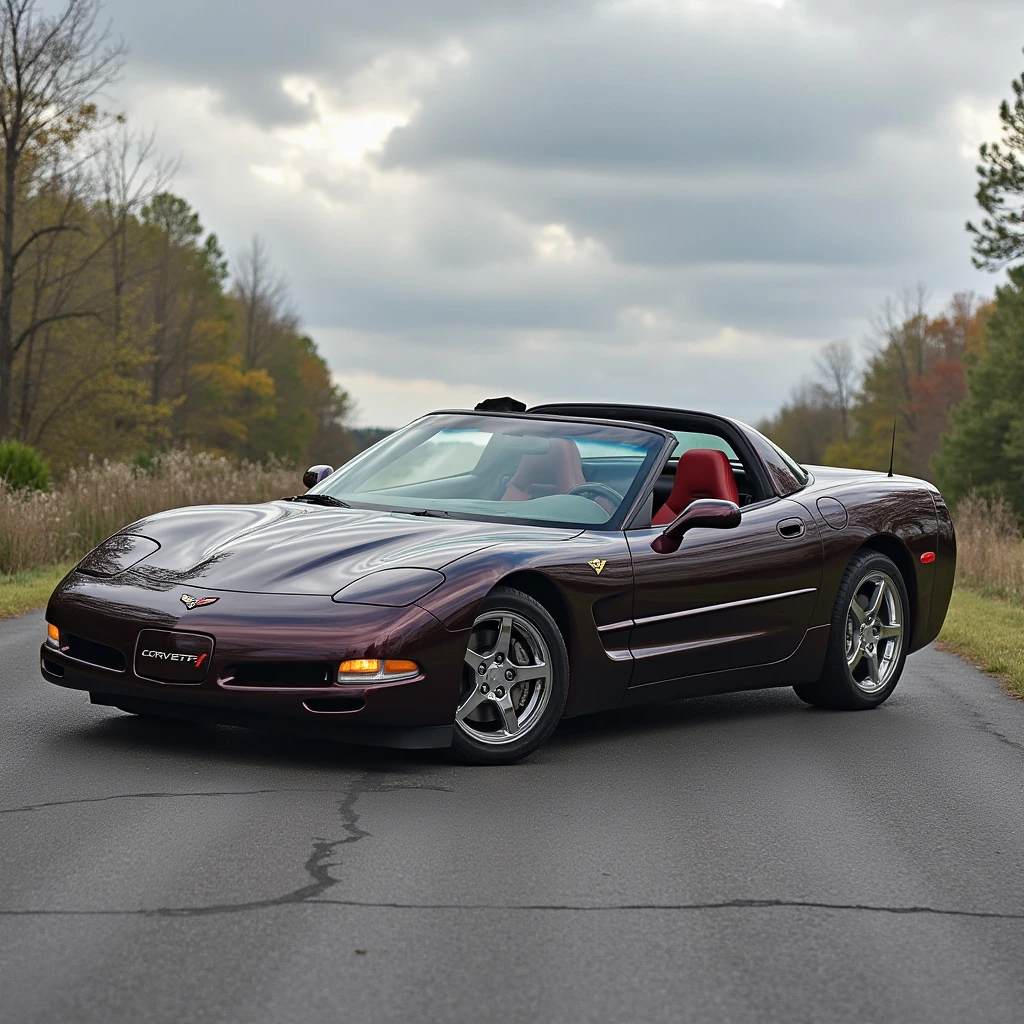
[303,465,334,489]
[651,499,741,554]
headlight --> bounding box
[337,659,420,683]
[332,567,444,606]
[77,533,160,577]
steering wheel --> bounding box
[566,482,624,506]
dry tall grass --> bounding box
[0,451,298,574]
[953,493,1024,604]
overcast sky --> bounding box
[94,0,1019,426]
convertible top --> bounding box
[528,401,747,432]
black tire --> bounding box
[451,587,569,765]
[794,550,910,710]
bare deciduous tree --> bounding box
[97,123,175,334]
[814,339,857,443]
[864,284,931,438]
[234,235,295,369]
[0,0,125,435]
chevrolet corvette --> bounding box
[41,403,956,764]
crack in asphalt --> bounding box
[2,764,1023,927]
[969,710,1024,756]
[0,789,320,815]
[0,772,452,919]
[0,782,451,817]
[3,777,1022,926]
[2,897,1023,922]
[281,774,374,905]
[310,897,1024,921]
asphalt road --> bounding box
[2,609,1024,1024]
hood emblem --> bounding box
[180,594,219,610]
[587,559,607,575]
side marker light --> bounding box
[920,551,936,564]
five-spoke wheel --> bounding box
[452,587,568,764]
[845,570,904,694]
[795,550,910,710]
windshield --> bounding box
[310,414,667,528]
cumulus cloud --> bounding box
[91,0,1013,426]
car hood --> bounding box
[117,501,579,596]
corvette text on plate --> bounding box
[139,650,208,667]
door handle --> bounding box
[777,518,805,539]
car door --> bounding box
[625,497,823,686]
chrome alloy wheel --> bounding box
[845,570,904,694]
[456,610,553,746]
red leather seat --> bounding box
[502,439,585,501]
[652,448,739,525]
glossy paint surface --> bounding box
[42,408,957,745]
[45,575,468,728]
[625,497,822,683]
[118,500,580,595]
[794,466,948,651]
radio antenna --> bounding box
[887,419,896,478]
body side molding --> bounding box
[596,587,818,633]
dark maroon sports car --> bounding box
[41,404,956,764]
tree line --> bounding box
[756,290,987,481]
[0,0,354,475]
[758,49,1024,518]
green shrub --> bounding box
[132,450,166,475]
[0,440,51,492]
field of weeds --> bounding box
[0,451,297,575]
[951,493,1024,605]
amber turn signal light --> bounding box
[337,658,420,683]
[338,659,381,674]
[46,623,60,647]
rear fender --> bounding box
[797,481,942,653]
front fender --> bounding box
[415,532,636,717]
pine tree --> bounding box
[933,266,1024,513]
[968,51,1024,270]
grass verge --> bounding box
[938,588,1024,699]
[0,564,70,621]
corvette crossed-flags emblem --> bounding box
[180,593,219,610]
[587,559,607,575]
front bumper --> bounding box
[41,574,469,749]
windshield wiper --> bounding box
[400,508,454,518]
[284,494,352,508]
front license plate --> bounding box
[134,630,214,684]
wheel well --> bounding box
[858,535,917,634]
[496,571,572,647]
